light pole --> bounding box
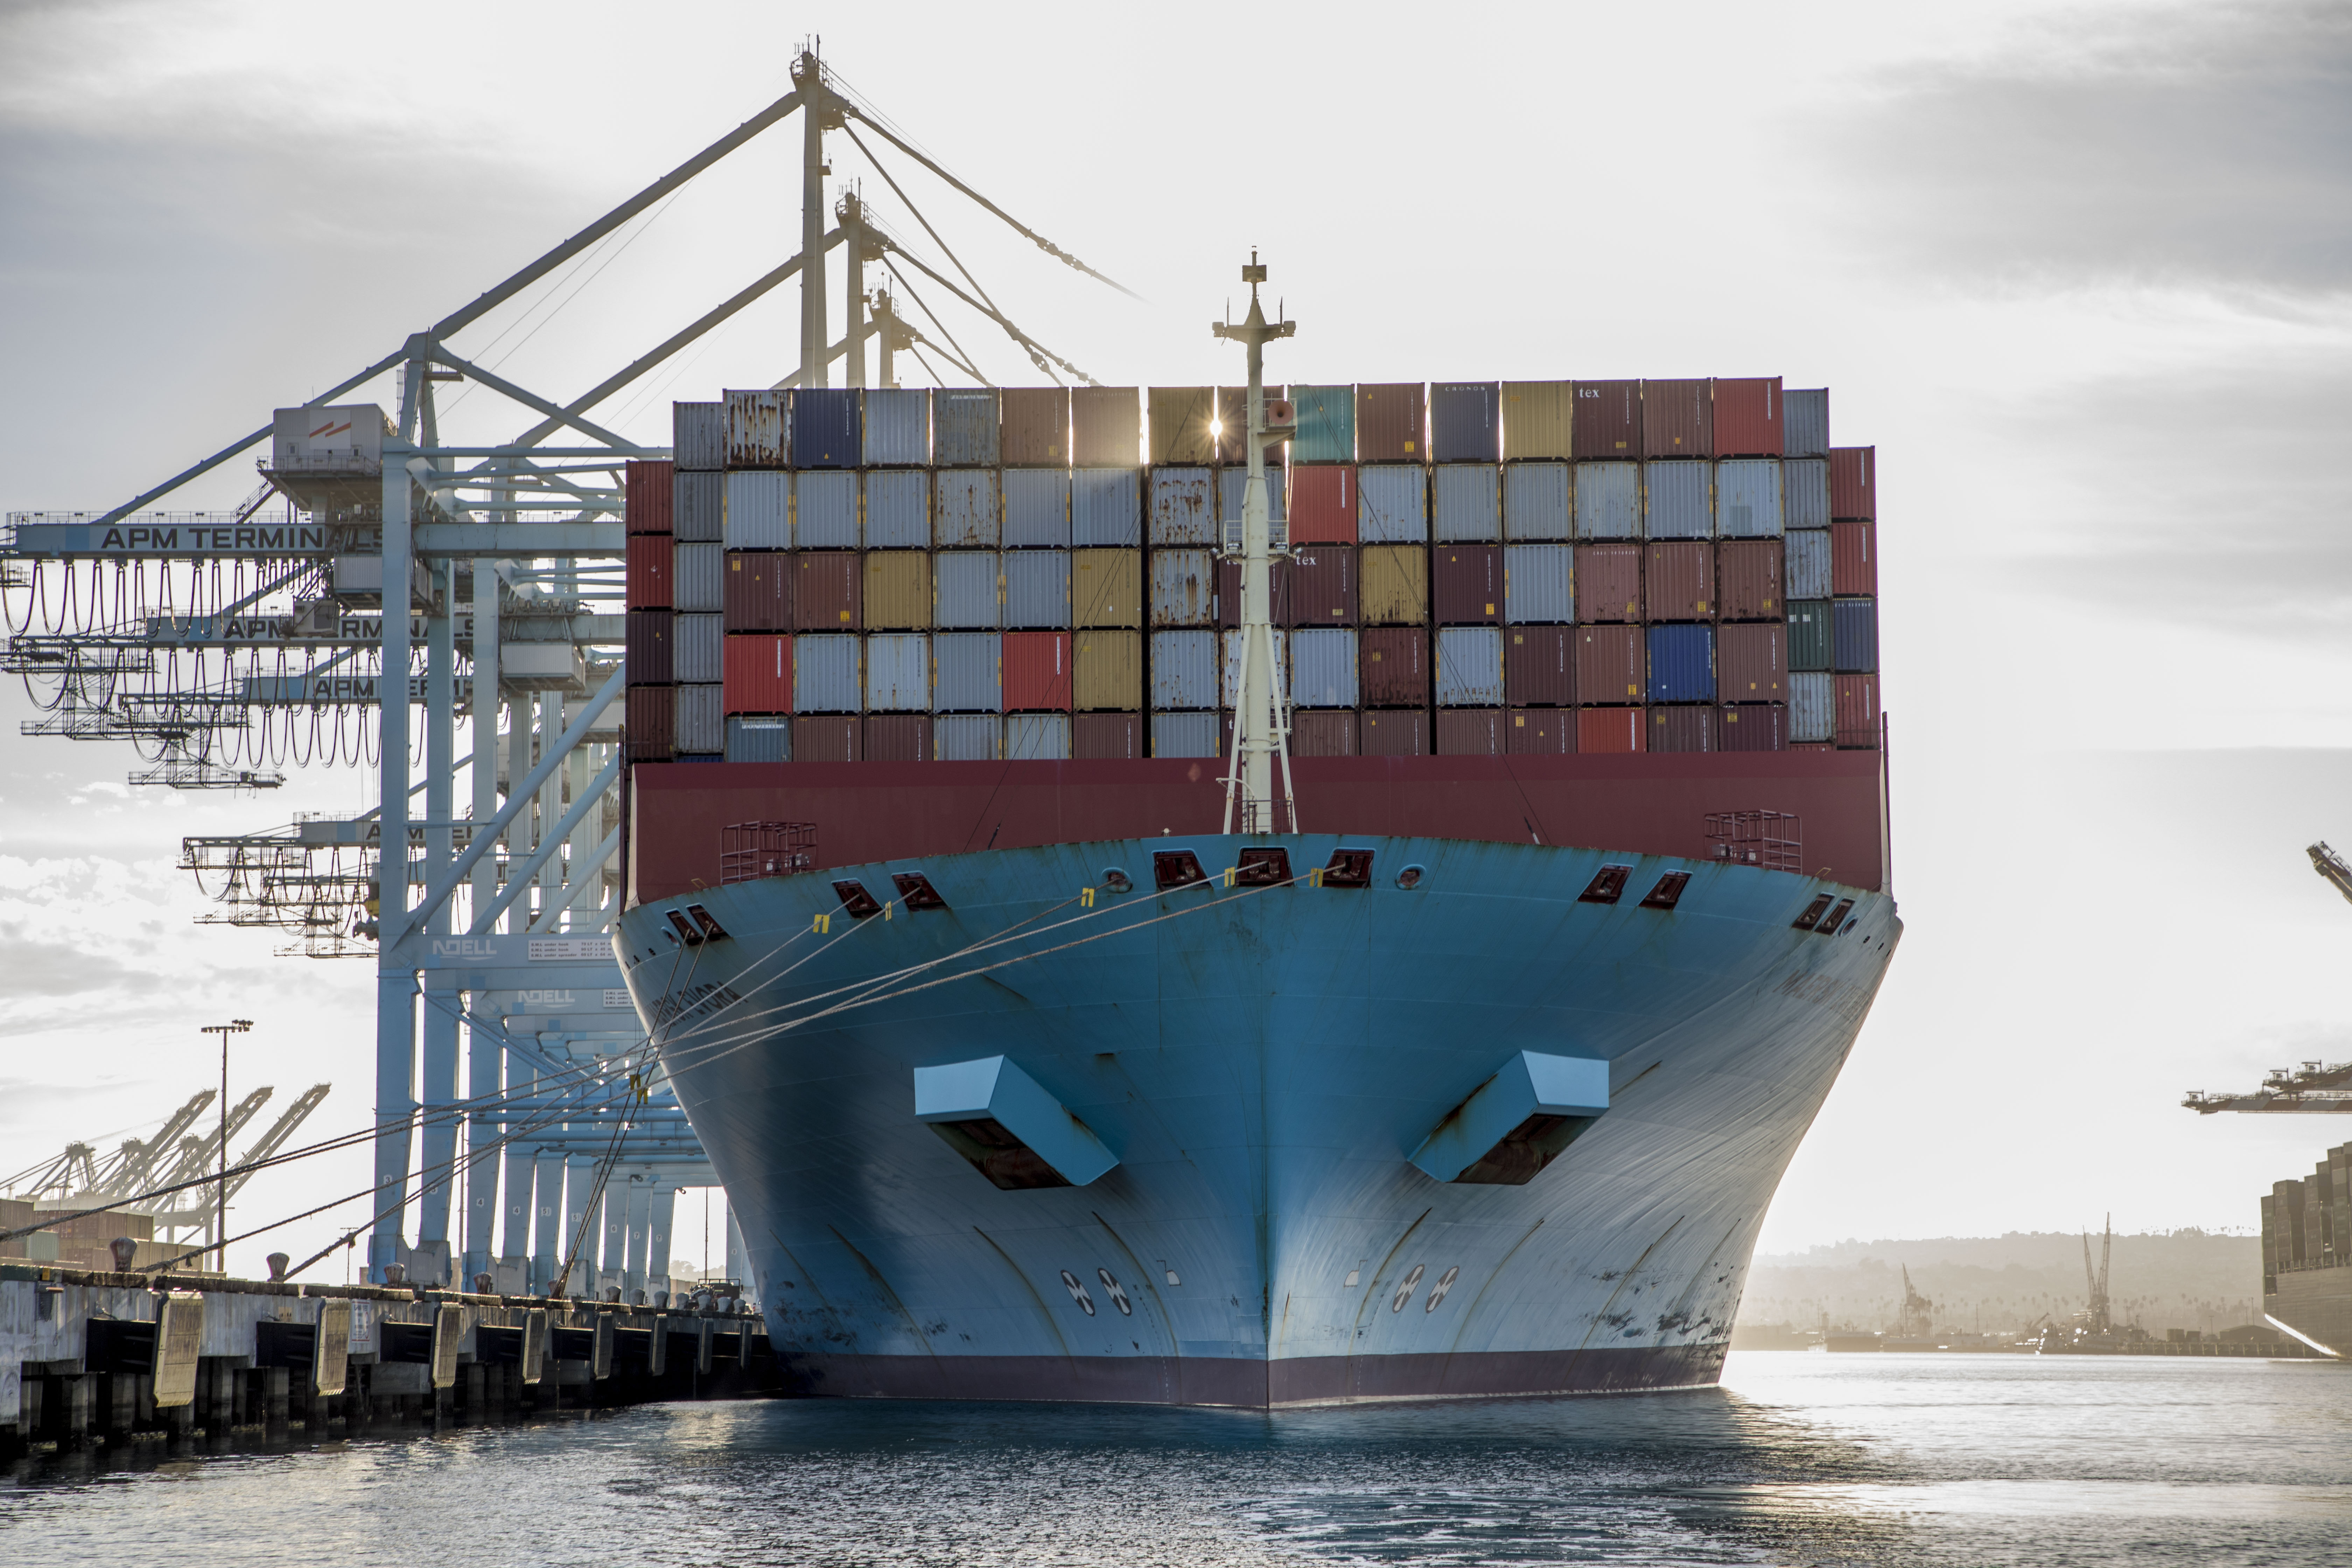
[202,1020,253,1273]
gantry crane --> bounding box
[2184,845,2352,1113]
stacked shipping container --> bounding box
[617,382,1882,761]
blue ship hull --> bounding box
[617,833,1898,1407]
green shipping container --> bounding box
[1787,600,1832,671]
[1292,385,1355,464]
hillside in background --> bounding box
[1738,1230,2261,1335]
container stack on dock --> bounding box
[619,380,1882,758]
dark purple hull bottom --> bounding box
[779,1344,1732,1408]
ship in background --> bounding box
[616,260,1901,1406]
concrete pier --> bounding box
[2,1261,778,1463]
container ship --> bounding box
[2261,1138,2352,1356]
[614,286,1899,1406]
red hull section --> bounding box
[627,752,1885,903]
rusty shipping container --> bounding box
[1356,383,1426,462]
[1433,545,1503,625]
[626,609,674,685]
[1287,546,1357,626]
[1292,709,1358,756]
[1360,708,1431,756]
[1001,388,1071,466]
[1650,705,1716,753]
[1148,386,1217,465]
[1070,387,1141,467]
[1289,465,1355,544]
[1785,530,1830,601]
[1504,625,1574,706]
[1072,548,1142,628]
[1575,624,1643,704]
[1360,544,1429,625]
[1717,622,1787,701]
[626,534,672,609]
[792,715,861,763]
[1642,379,1712,458]
[1357,465,1426,543]
[724,388,789,468]
[1430,382,1500,463]
[1149,629,1217,710]
[863,714,932,762]
[1645,541,1714,621]
[1573,380,1641,458]
[1712,377,1782,458]
[1148,467,1216,546]
[1574,544,1641,623]
[722,632,791,715]
[1148,549,1215,627]
[1716,539,1783,621]
[1790,671,1832,742]
[1073,630,1142,712]
[1576,705,1645,754]
[625,460,673,535]
[1072,712,1142,760]
[933,471,998,549]
[933,388,1000,467]
[1830,446,1876,518]
[1501,381,1573,462]
[724,551,791,631]
[1437,709,1505,755]
[792,552,861,631]
[1507,707,1574,754]
[1359,626,1429,707]
[1831,520,1877,596]
[625,685,676,761]
[863,553,932,631]
[1717,703,1786,752]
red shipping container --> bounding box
[1360,627,1430,706]
[1355,383,1426,461]
[791,715,861,762]
[1504,626,1575,706]
[1830,446,1875,518]
[1506,707,1574,754]
[625,685,675,761]
[1716,539,1783,621]
[1835,674,1879,748]
[1576,706,1645,754]
[724,551,791,631]
[1215,558,1294,628]
[1286,546,1358,626]
[1436,709,1504,755]
[1574,544,1642,623]
[1572,380,1641,458]
[1710,378,1782,458]
[1644,541,1714,620]
[1831,520,1877,596]
[1642,379,1712,458]
[1000,387,1070,466]
[1717,704,1787,752]
[1574,625,1643,704]
[1650,706,1716,752]
[1432,545,1504,625]
[722,633,792,715]
[1288,465,1355,544]
[626,534,673,609]
[1003,631,1072,711]
[625,459,674,535]
[1792,741,1836,752]
[625,609,673,686]
[793,552,862,631]
[863,714,932,761]
[1072,712,1141,759]
[1716,623,1786,702]
[1360,708,1430,755]
[1292,710,1358,756]
[1217,385,1289,465]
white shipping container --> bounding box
[933,552,1001,629]
[676,684,725,752]
[934,713,1001,760]
[1435,625,1504,706]
[1220,628,1291,710]
[1004,468,1071,548]
[673,613,723,684]
[1149,467,1215,545]
[1432,464,1500,542]
[673,471,722,542]
[722,472,789,550]
[1575,461,1639,539]
[861,387,931,466]
[1790,672,1834,742]
[1289,628,1359,708]
[864,632,930,712]
[1503,544,1574,625]
[932,632,1002,712]
[1149,630,1218,710]
[1005,713,1070,759]
[1644,461,1711,539]
[935,470,1000,547]
[1716,459,1783,538]
[1785,529,1832,600]
[1503,463,1572,540]
[1357,465,1427,542]
[672,543,723,612]
[1002,551,1070,629]
[793,634,861,714]
[795,470,859,548]
[864,470,930,548]
[1072,468,1142,547]
[1150,710,1218,758]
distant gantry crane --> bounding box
[2184,843,2352,1114]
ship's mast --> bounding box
[1213,254,1298,835]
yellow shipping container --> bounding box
[1501,381,1574,461]
[1072,547,1142,629]
[862,551,932,629]
[1073,630,1142,711]
[1359,544,1429,625]
[1148,386,1217,465]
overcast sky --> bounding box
[3,0,2350,1281]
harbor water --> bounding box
[6,1353,2348,1565]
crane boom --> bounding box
[2184,845,2352,1113]
[2312,842,2352,907]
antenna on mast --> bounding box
[1211,252,1298,835]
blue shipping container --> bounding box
[934,713,1001,759]
[936,471,999,548]
[1006,713,1069,760]
[1435,625,1505,706]
[1783,388,1829,458]
[1002,550,1071,628]
[864,470,930,549]
[864,632,930,711]
[1432,464,1500,541]
[931,633,1002,712]
[793,633,862,713]
[1358,465,1427,543]
[724,715,790,762]
[934,552,1001,629]
[1429,382,1500,463]
[1072,468,1142,546]
[1149,467,1216,545]
[1833,599,1878,672]
[794,470,859,548]
[1290,628,1359,708]
[1149,630,1218,710]
[1004,468,1071,548]
[1644,461,1712,539]
[933,388,1000,466]
[1790,672,1834,741]
[1291,385,1355,464]
[1503,544,1574,624]
[1503,463,1572,541]
[791,388,860,468]
[722,471,789,550]
[1645,624,1716,702]
[1783,457,1830,530]
[861,388,930,466]
[673,470,722,542]
[1785,531,1831,601]
[1715,460,1783,538]
[1575,462,1640,539]
[672,401,726,472]
[1151,710,1218,758]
